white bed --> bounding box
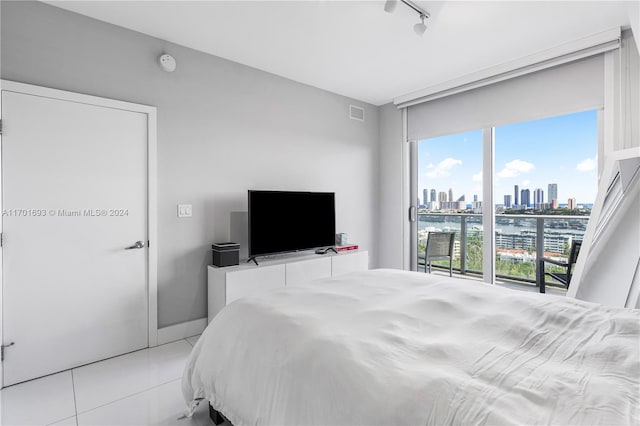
[182,269,640,425]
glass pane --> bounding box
[542,217,589,284]
[465,214,483,273]
[495,217,537,281]
[494,110,597,287]
[417,130,483,274]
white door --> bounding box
[2,89,149,386]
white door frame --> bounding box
[0,80,159,379]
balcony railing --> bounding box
[418,212,589,288]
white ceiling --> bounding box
[45,1,634,106]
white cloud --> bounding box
[426,157,462,178]
[472,170,482,182]
[496,159,535,178]
[521,180,530,186]
[576,155,597,172]
[426,163,434,169]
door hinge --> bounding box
[1,342,15,362]
[0,119,3,135]
[0,233,3,247]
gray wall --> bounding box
[1,1,380,328]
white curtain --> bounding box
[618,30,640,150]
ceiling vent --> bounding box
[349,105,365,122]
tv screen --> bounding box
[248,190,336,258]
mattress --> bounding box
[182,269,640,425]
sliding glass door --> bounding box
[493,110,597,288]
[414,110,598,289]
[416,130,483,275]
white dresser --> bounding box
[207,250,368,322]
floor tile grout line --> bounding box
[41,370,79,426]
[45,414,77,426]
[74,377,184,417]
[1,340,188,391]
[71,370,79,426]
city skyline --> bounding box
[418,183,592,208]
[418,110,598,205]
[420,181,583,209]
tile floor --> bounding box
[0,336,213,426]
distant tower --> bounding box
[430,189,436,202]
[504,195,512,207]
[473,194,478,202]
[448,188,453,202]
[548,183,558,204]
[423,189,428,206]
[534,188,544,207]
[521,189,530,208]
[514,185,519,206]
[438,191,447,202]
[568,198,576,209]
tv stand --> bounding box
[247,256,259,266]
[208,250,368,322]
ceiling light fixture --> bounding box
[414,14,427,36]
[383,0,398,13]
[384,0,431,36]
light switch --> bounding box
[177,204,192,218]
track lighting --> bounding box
[384,0,431,36]
[384,0,398,13]
[414,14,427,36]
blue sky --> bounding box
[418,110,598,205]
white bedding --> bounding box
[182,269,640,425]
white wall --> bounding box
[630,2,639,51]
[0,1,380,328]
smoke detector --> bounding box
[158,53,177,72]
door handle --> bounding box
[409,206,417,222]
[125,241,145,250]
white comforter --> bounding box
[182,269,640,425]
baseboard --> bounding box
[157,317,207,346]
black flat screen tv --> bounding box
[248,190,336,258]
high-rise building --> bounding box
[568,198,576,209]
[521,189,530,208]
[448,188,453,202]
[430,189,436,202]
[534,188,544,207]
[473,194,478,202]
[514,185,519,206]
[504,195,512,207]
[438,191,448,202]
[456,195,465,202]
[423,189,428,206]
[548,183,558,204]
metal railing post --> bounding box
[460,216,467,274]
[535,217,545,287]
